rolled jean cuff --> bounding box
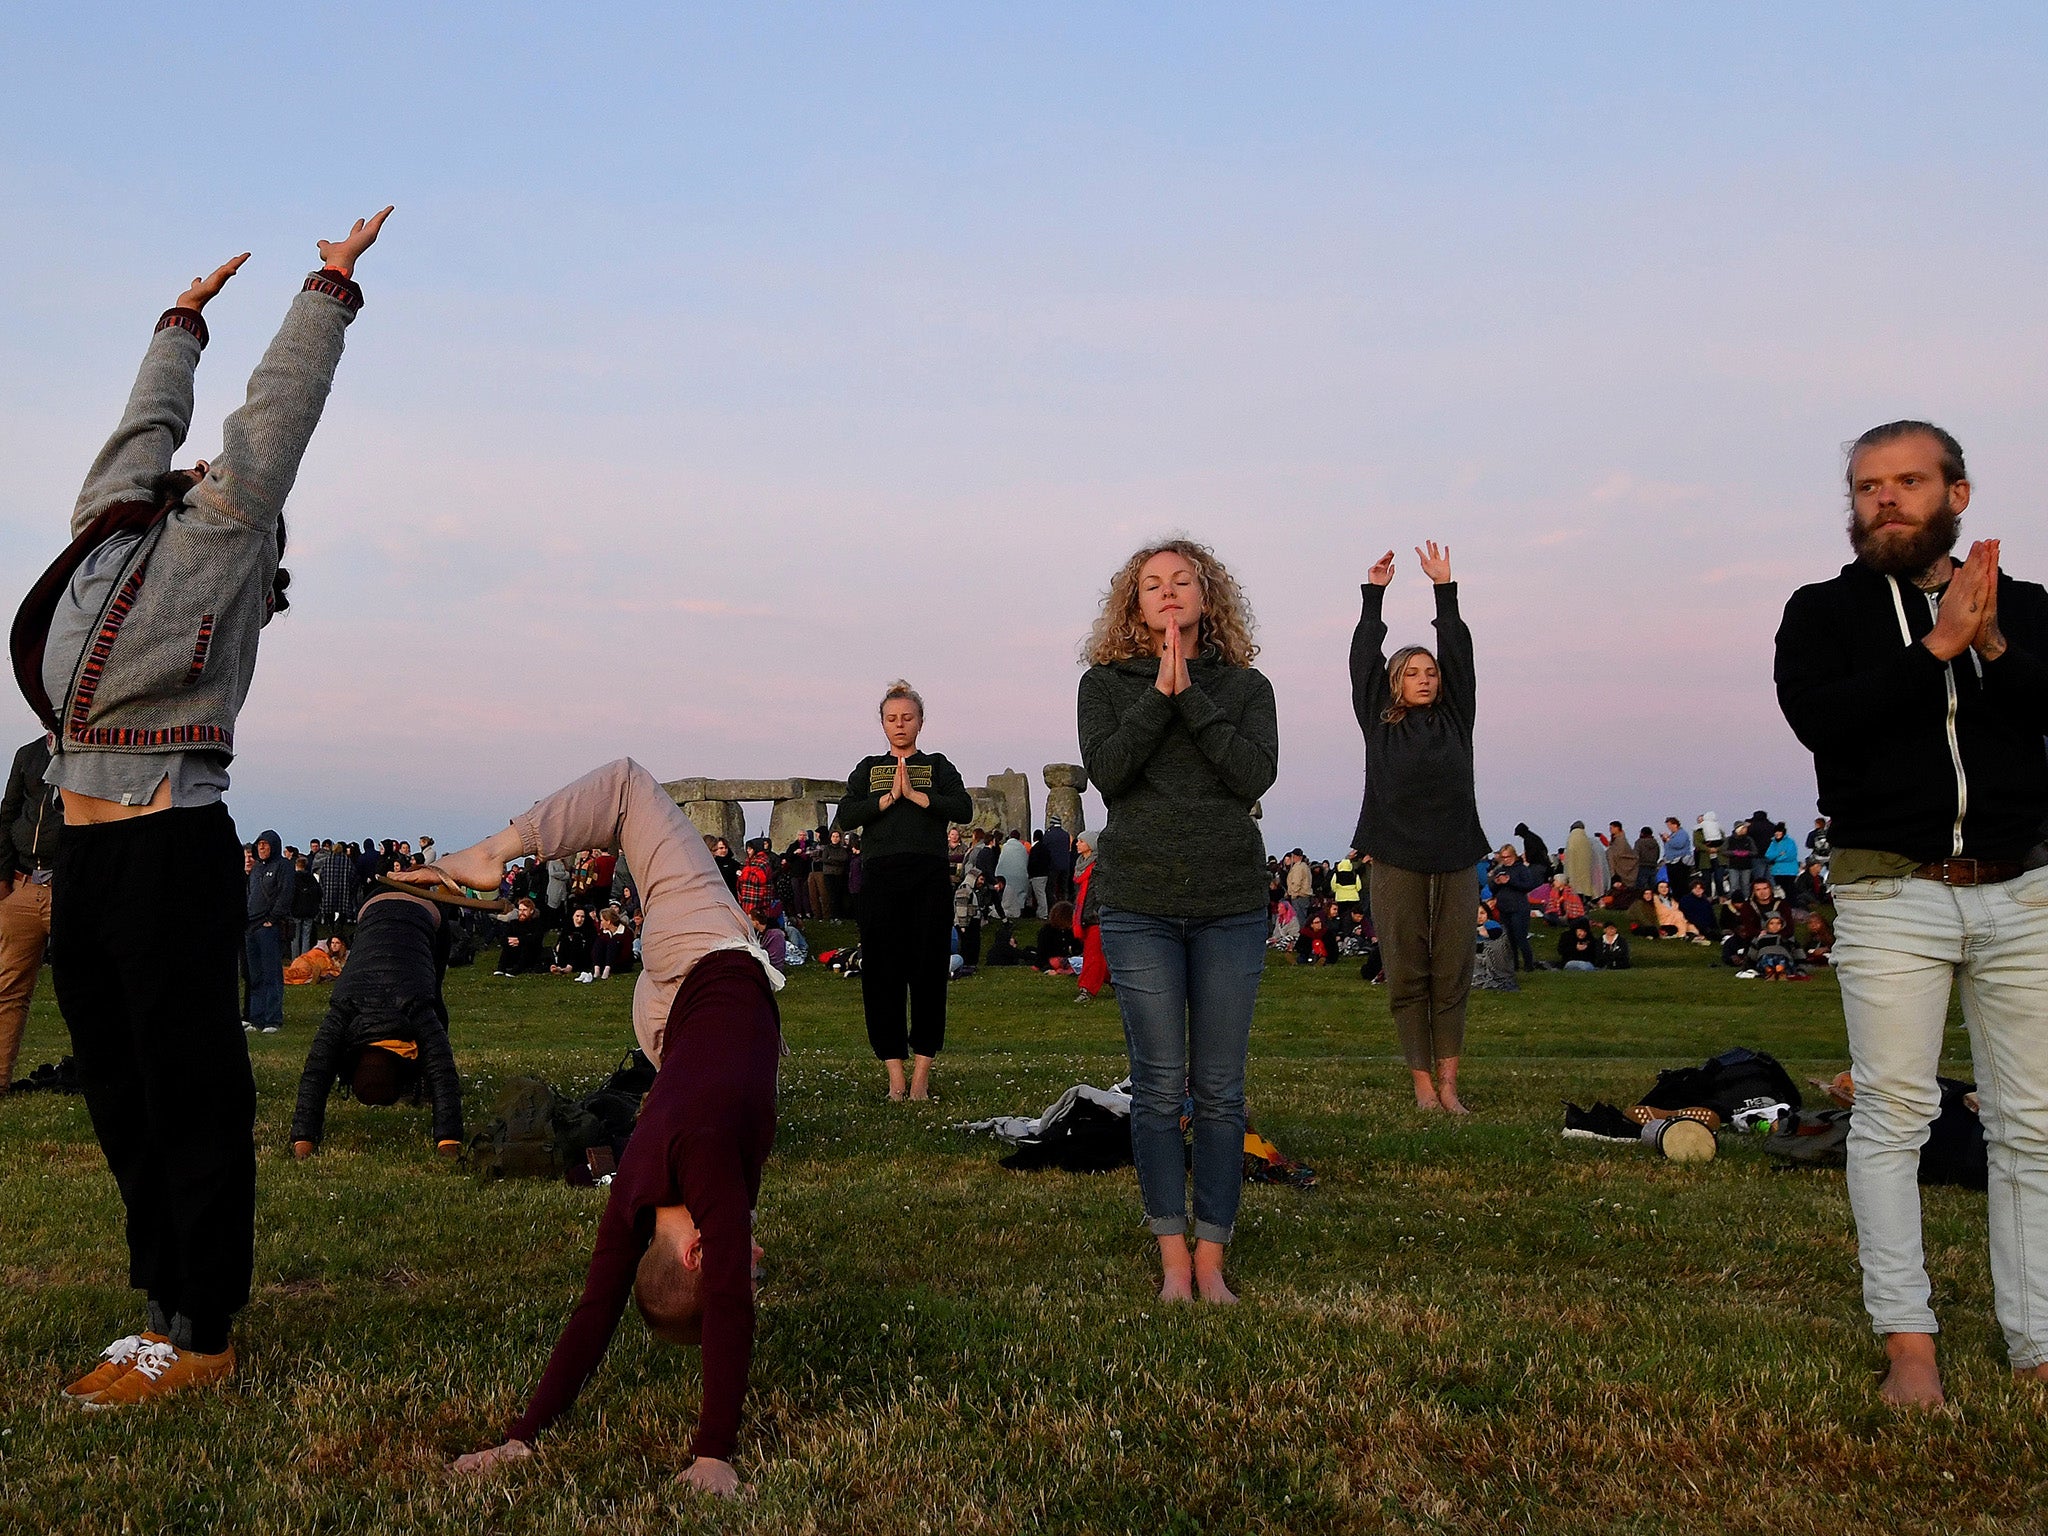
[1869,1313,1939,1339]
[1146,1214,1187,1238]
[1193,1219,1234,1245]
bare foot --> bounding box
[1411,1068,1442,1111]
[2015,1362,2048,1386]
[1880,1333,1945,1406]
[1439,1089,1470,1116]
[885,1059,906,1102]
[1158,1235,1194,1303]
[1193,1239,1237,1305]
[909,1054,934,1101]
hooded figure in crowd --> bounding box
[245,831,293,1032]
[1564,822,1596,898]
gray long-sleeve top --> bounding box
[1077,654,1277,918]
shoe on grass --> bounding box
[260,1025,280,1035]
[80,1340,234,1409]
[62,1331,169,1403]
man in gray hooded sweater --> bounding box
[9,208,390,1410]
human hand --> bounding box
[677,1457,743,1497]
[1924,541,1995,661]
[1155,619,1181,696]
[1973,538,2007,660]
[292,1140,314,1160]
[1367,550,1396,587]
[450,1439,532,1475]
[1416,541,1453,584]
[176,254,249,312]
[316,206,394,277]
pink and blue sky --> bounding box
[3,5,2044,854]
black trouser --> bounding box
[857,854,953,1060]
[1500,904,1535,970]
[52,802,253,1349]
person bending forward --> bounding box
[431,759,784,1497]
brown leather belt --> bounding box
[1913,858,2025,886]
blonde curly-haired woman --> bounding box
[1077,538,1277,1305]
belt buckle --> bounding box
[1948,858,1979,886]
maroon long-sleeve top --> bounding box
[506,950,780,1460]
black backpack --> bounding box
[1638,1047,1803,1123]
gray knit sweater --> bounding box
[1076,655,1278,918]
[36,272,360,764]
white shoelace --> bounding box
[97,1333,150,1364]
[127,1341,178,1381]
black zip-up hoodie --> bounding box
[1774,560,2048,862]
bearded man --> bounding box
[1775,419,2048,1407]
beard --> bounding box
[1848,496,1961,578]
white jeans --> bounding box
[1832,867,2048,1367]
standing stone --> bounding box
[768,796,830,850]
[964,788,1005,836]
[985,770,1033,838]
[681,800,745,849]
[1042,763,1087,835]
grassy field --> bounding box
[1,922,2035,1536]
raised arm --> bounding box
[1077,669,1176,799]
[684,1137,757,1464]
[1172,671,1279,802]
[1430,581,1477,726]
[1349,582,1392,730]
[70,255,246,534]
[184,209,389,536]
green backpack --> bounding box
[468,1077,606,1181]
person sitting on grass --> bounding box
[493,895,548,975]
[1648,879,1695,940]
[427,759,783,1499]
[284,936,348,986]
[1541,876,1585,925]
[1677,875,1720,946]
[1747,914,1806,980]
[289,886,465,1160]
[1293,910,1337,965]
[1803,912,1836,966]
[551,905,594,978]
[1622,886,1661,936]
[1030,902,1079,972]
[1558,918,1598,971]
[1593,922,1632,970]
[1721,877,1795,969]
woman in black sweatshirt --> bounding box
[1079,538,1278,1305]
[833,680,974,1101]
[1351,542,1490,1114]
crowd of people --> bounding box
[1266,809,1840,983]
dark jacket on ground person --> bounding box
[0,737,61,878]
[497,909,551,973]
[554,920,594,973]
[288,895,461,1146]
[247,831,293,929]
[1594,931,1632,970]
[833,752,975,860]
[1077,652,1278,918]
[1678,887,1720,936]
[1558,924,1597,966]
[1777,559,2048,865]
[1514,823,1551,876]
[1349,582,1489,872]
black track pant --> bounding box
[52,802,253,1349]
[857,854,953,1060]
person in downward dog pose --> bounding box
[11,210,391,1407]
[1351,543,1490,1113]
[428,759,783,1497]
[288,882,476,1160]
[1078,538,1278,1305]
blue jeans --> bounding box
[1098,905,1266,1244]
[245,923,284,1026]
